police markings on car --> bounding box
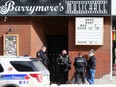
[0,56,50,87]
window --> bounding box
[31,60,46,71]
[10,61,38,72]
[0,63,4,72]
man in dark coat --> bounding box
[36,46,49,68]
[58,50,71,84]
[87,49,96,84]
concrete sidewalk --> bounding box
[94,74,116,84]
[51,84,116,87]
[70,74,116,84]
[50,74,116,87]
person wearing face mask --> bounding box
[58,50,71,84]
[87,49,96,84]
[36,45,49,68]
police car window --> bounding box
[10,61,38,72]
[32,60,46,71]
[0,63,4,72]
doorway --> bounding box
[47,35,68,83]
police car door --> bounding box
[0,61,7,87]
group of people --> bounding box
[73,50,96,84]
[36,45,96,85]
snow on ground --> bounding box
[50,84,116,87]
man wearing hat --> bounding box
[87,49,96,84]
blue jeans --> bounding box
[87,69,95,84]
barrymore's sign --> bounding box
[0,0,110,16]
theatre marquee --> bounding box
[75,17,104,45]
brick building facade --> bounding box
[0,16,111,80]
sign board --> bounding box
[75,17,104,45]
[3,34,19,56]
[112,0,116,15]
[0,0,110,16]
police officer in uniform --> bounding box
[36,46,49,68]
[73,52,87,84]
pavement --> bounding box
[50,74,116,87]
[94,74,116,84]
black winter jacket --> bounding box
[73,57,87,72]
[36,50,49,66]
[87,56,96,70]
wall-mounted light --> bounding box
[8,28,13,32]
[6,28,13,34]
[4,16,7,22]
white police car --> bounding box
[0,56,50,87]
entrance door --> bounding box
[47,35,68,83]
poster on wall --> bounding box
[3,34,19,56]
[75,17,104,45]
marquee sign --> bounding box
[0,0,110,16]
[75,17,104,45]
[112,0,116,15]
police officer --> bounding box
[58,50,71,84]
[36,46,49,68]
[73,52,87,84]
